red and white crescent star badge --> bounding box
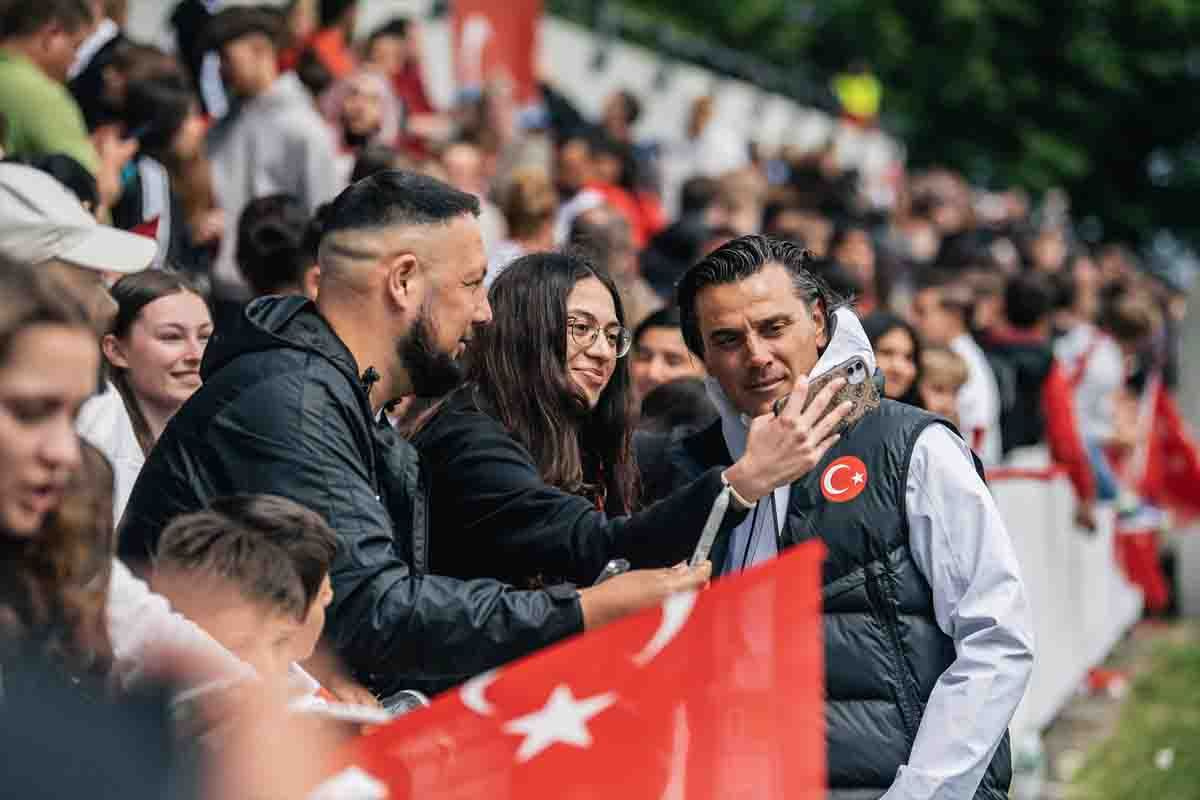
[821,455,868,503]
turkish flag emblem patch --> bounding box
[820,456,868,503]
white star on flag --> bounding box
[502,684,617,763]
[852,472,864,485]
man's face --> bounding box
[366,34,407,74]
[220,35,269,98]
[694,264,827,418]
[39,21,91,84]
[441,144,483,197]
[910,288,958,347]
[556,138,591,193]
[396,214,491,397]
[342,77,383,138]
[631,326,704,402]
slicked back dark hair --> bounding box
[321,169,480,246]
[676,234,842,357]
[0,0,91,38]
[154,494,338,621]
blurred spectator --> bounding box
[714,168,766,237]
[306,0,358,84]
[115,61,221,274]
[205,6,340,297]
[362,17,440,157]
[151,494,337,685]
[630,307,706,405]
[14,152,99,214]
[0,265,106,670]
[661,95,749,216]
[0,161,161,519]
[1051,269,1125,460]
[0,0,136,212]
[985,272,1096,524]
[349,142,409,183]
[319,69,402,184]
[0,316,185,792]
[236,193,318,299]
[832,60,882,127]
[440,138,506,254]
[965,269,1006,341]
[570,204,661,329]
[638,377,718,435]
[912,267,1002,463]
[830,222,877,313]
[67,0,129,130]
[639,214,713,300]
[919,347,969,427]
[276,0,319,74]
[601,88,641,149]
[102,270,212,459]
[488,165,557,283]
[862,311,922,406]
[766,204,833,258]
[170,0,230,118]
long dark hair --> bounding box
[468,252,638,513]
[106,269,209,456]
[861,310,923,407]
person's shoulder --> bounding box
[413,388,508,447]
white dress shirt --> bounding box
[882,423,1034,800]
[950,333,1003,465]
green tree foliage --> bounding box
[610,0,1200,248]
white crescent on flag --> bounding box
[822,463,850,496]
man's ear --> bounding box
[813,300,830,350]
[302,264,321,301]
[385,253,419,307]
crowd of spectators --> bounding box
[0,0,1191,796]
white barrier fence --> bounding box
[988,455,1143,735]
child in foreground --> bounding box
[150,494,339,707]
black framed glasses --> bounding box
[567,317,632,358]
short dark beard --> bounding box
[398,308,465,398]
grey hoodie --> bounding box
[208,72,341,291]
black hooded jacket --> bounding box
[118,296,583,696]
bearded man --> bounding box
[654,235,1034,800]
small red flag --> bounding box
[322,541,827,799]
[1137,381,1200,524]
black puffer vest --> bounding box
[664,400,1012,800]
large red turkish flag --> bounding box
[321,541,826,798]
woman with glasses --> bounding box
[409,251,848,591]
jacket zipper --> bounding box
[865,562,921,743]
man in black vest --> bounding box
[660,235,1034,800]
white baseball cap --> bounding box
[0,162,157,274]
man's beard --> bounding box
[398,309,465,399]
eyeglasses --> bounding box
[567,317,632,358]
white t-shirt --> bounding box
[76,381,145,525]
[950,333,1003,465]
